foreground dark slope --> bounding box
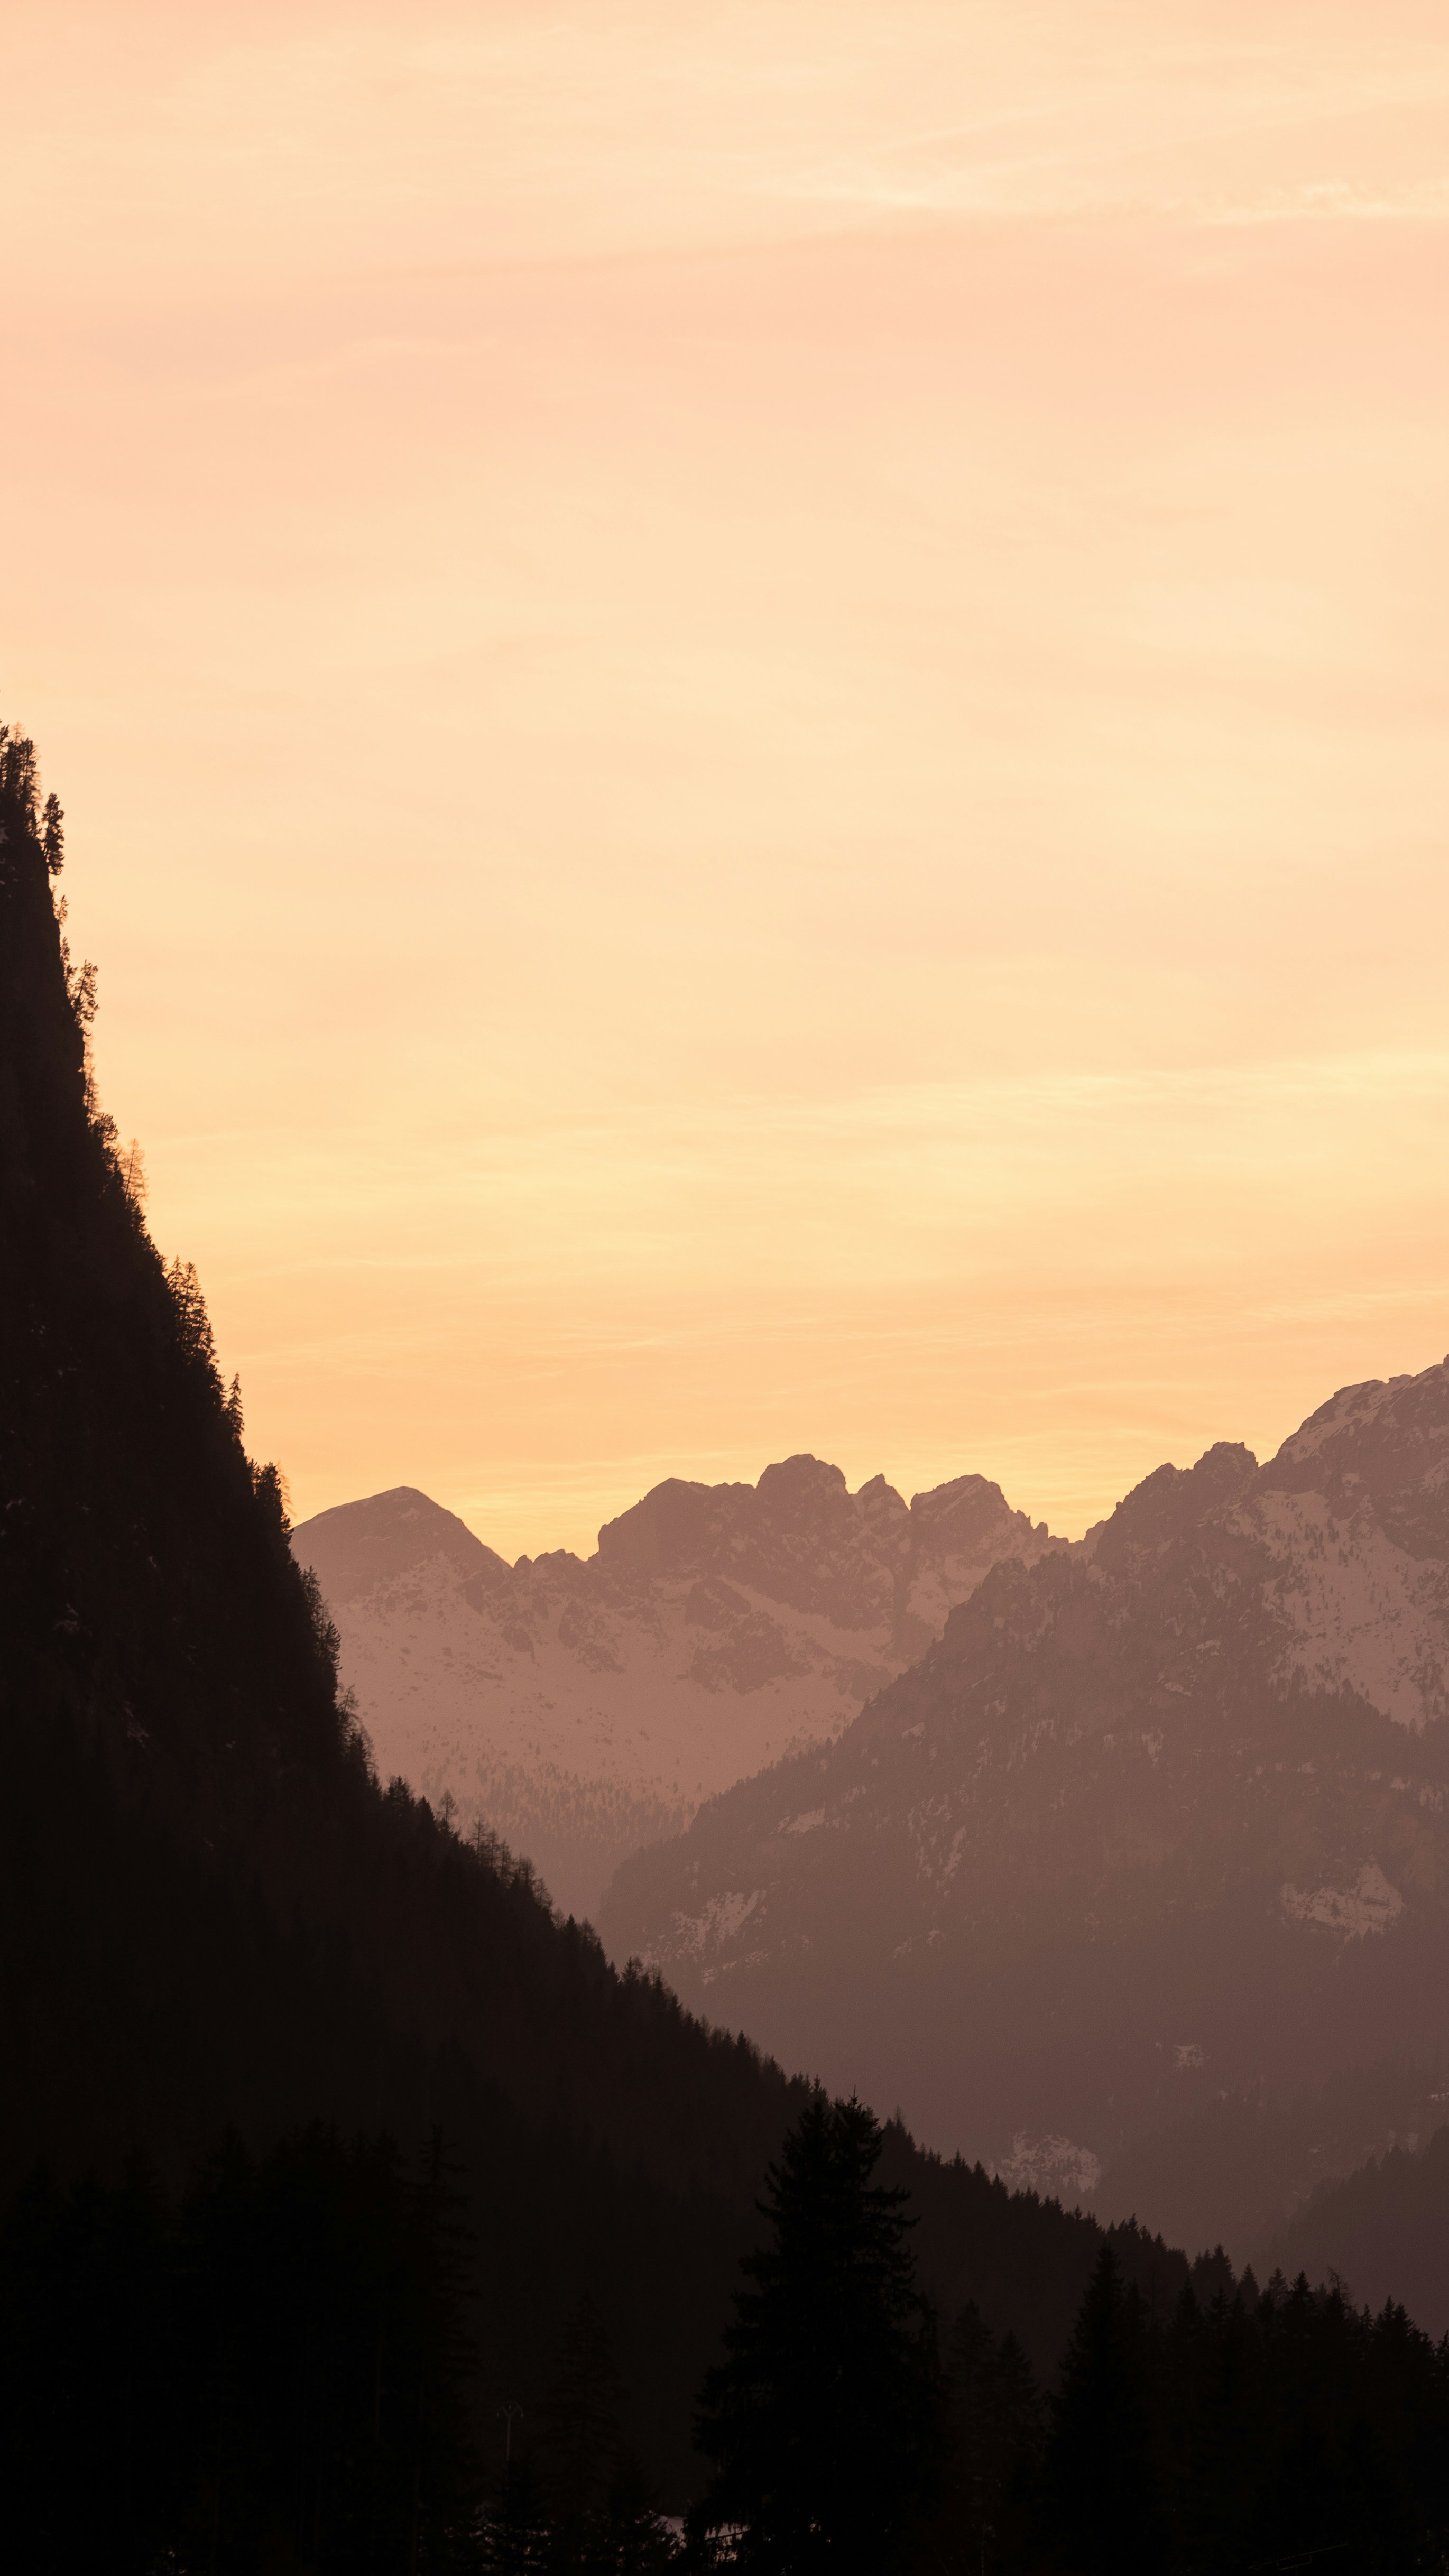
[0,744,777,2204]
[603,1379,1449,2255]
[0,741,1195,2490]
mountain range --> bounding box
[292,1465,1063,1921]
[599,1367,1449,2266]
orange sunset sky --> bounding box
[6,1,1449,1558]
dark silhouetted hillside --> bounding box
[0,732,1196,2540]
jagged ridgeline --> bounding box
[0,734,1202,2543]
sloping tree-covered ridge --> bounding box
[6,2096,1449,2574]
[1005,2244,1449,2575]
[690,2092,1449,2574]
[0,727,1207,2528]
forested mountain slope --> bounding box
[1083,2052,1449,2264]
[601,1367,1449,2257]
[293,1464,1064,1921]
[0,733,1188,2508]
[1261,2121,1449,2335]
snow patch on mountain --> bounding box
[1281,1861,1405,1940]
[666,1888,765,1962]
[991,2134,1103,2202]
[1251,1490,1449,1728]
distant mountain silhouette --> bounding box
[1259,2120,1449,2334]
[0,733,1195,2512]
[293,1463,1064,1919]
[1084,2053,1449,2262]
[601,1368,1449,2267]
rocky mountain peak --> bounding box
[1260,1359,1449,1559]
[1094,1440,1259,1571]
[595,1475,746,1576]
[593,1453,977,1630]
[909,1470,1039,1548]
[296,1484,509,1603]
[853,1472,911,1533]
[754,1453,851,1507]
[296,1449,1063,1919]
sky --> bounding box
[6,0,1449,1557]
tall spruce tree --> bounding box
[537,2291,679,2573]
[539,2292,626,2570]
[482,2456,551,2574]
[1042,2244,1165,2575]
[694,2091,938,2574]
[933,2302,1041,2573]
[40,788,64,875]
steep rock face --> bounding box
[293,1463,1063,1921]
[598,1365,1449,2229]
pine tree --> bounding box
[41,790,64,876]
[1161,2281,1258,2576]
[0,725,39,825]
[539,2291,627,2570]
[694,2091,939,2574]
[1042,2244,1165,2575]
[405,2128,481,2571]
[483,2454,551,2573]
[116,1135,148,1215]
[597,2450,681,2573]
[937,2302,1040,2572]
[164,1254,219,1380]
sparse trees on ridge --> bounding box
[165,1252,218,1373]
[0,721,39,826]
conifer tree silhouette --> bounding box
[694,2090,938,2574]
[41,789,63,876]
[937,2300,1041,2573]
[403,2128,480,2572]
[595,2450,680,2574]
[116,1135,147,1214]
[536,2291,632,2572]
[533,2289,681,2571]
[482,2452,551,2573]
[1043,2243,1165,2575]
